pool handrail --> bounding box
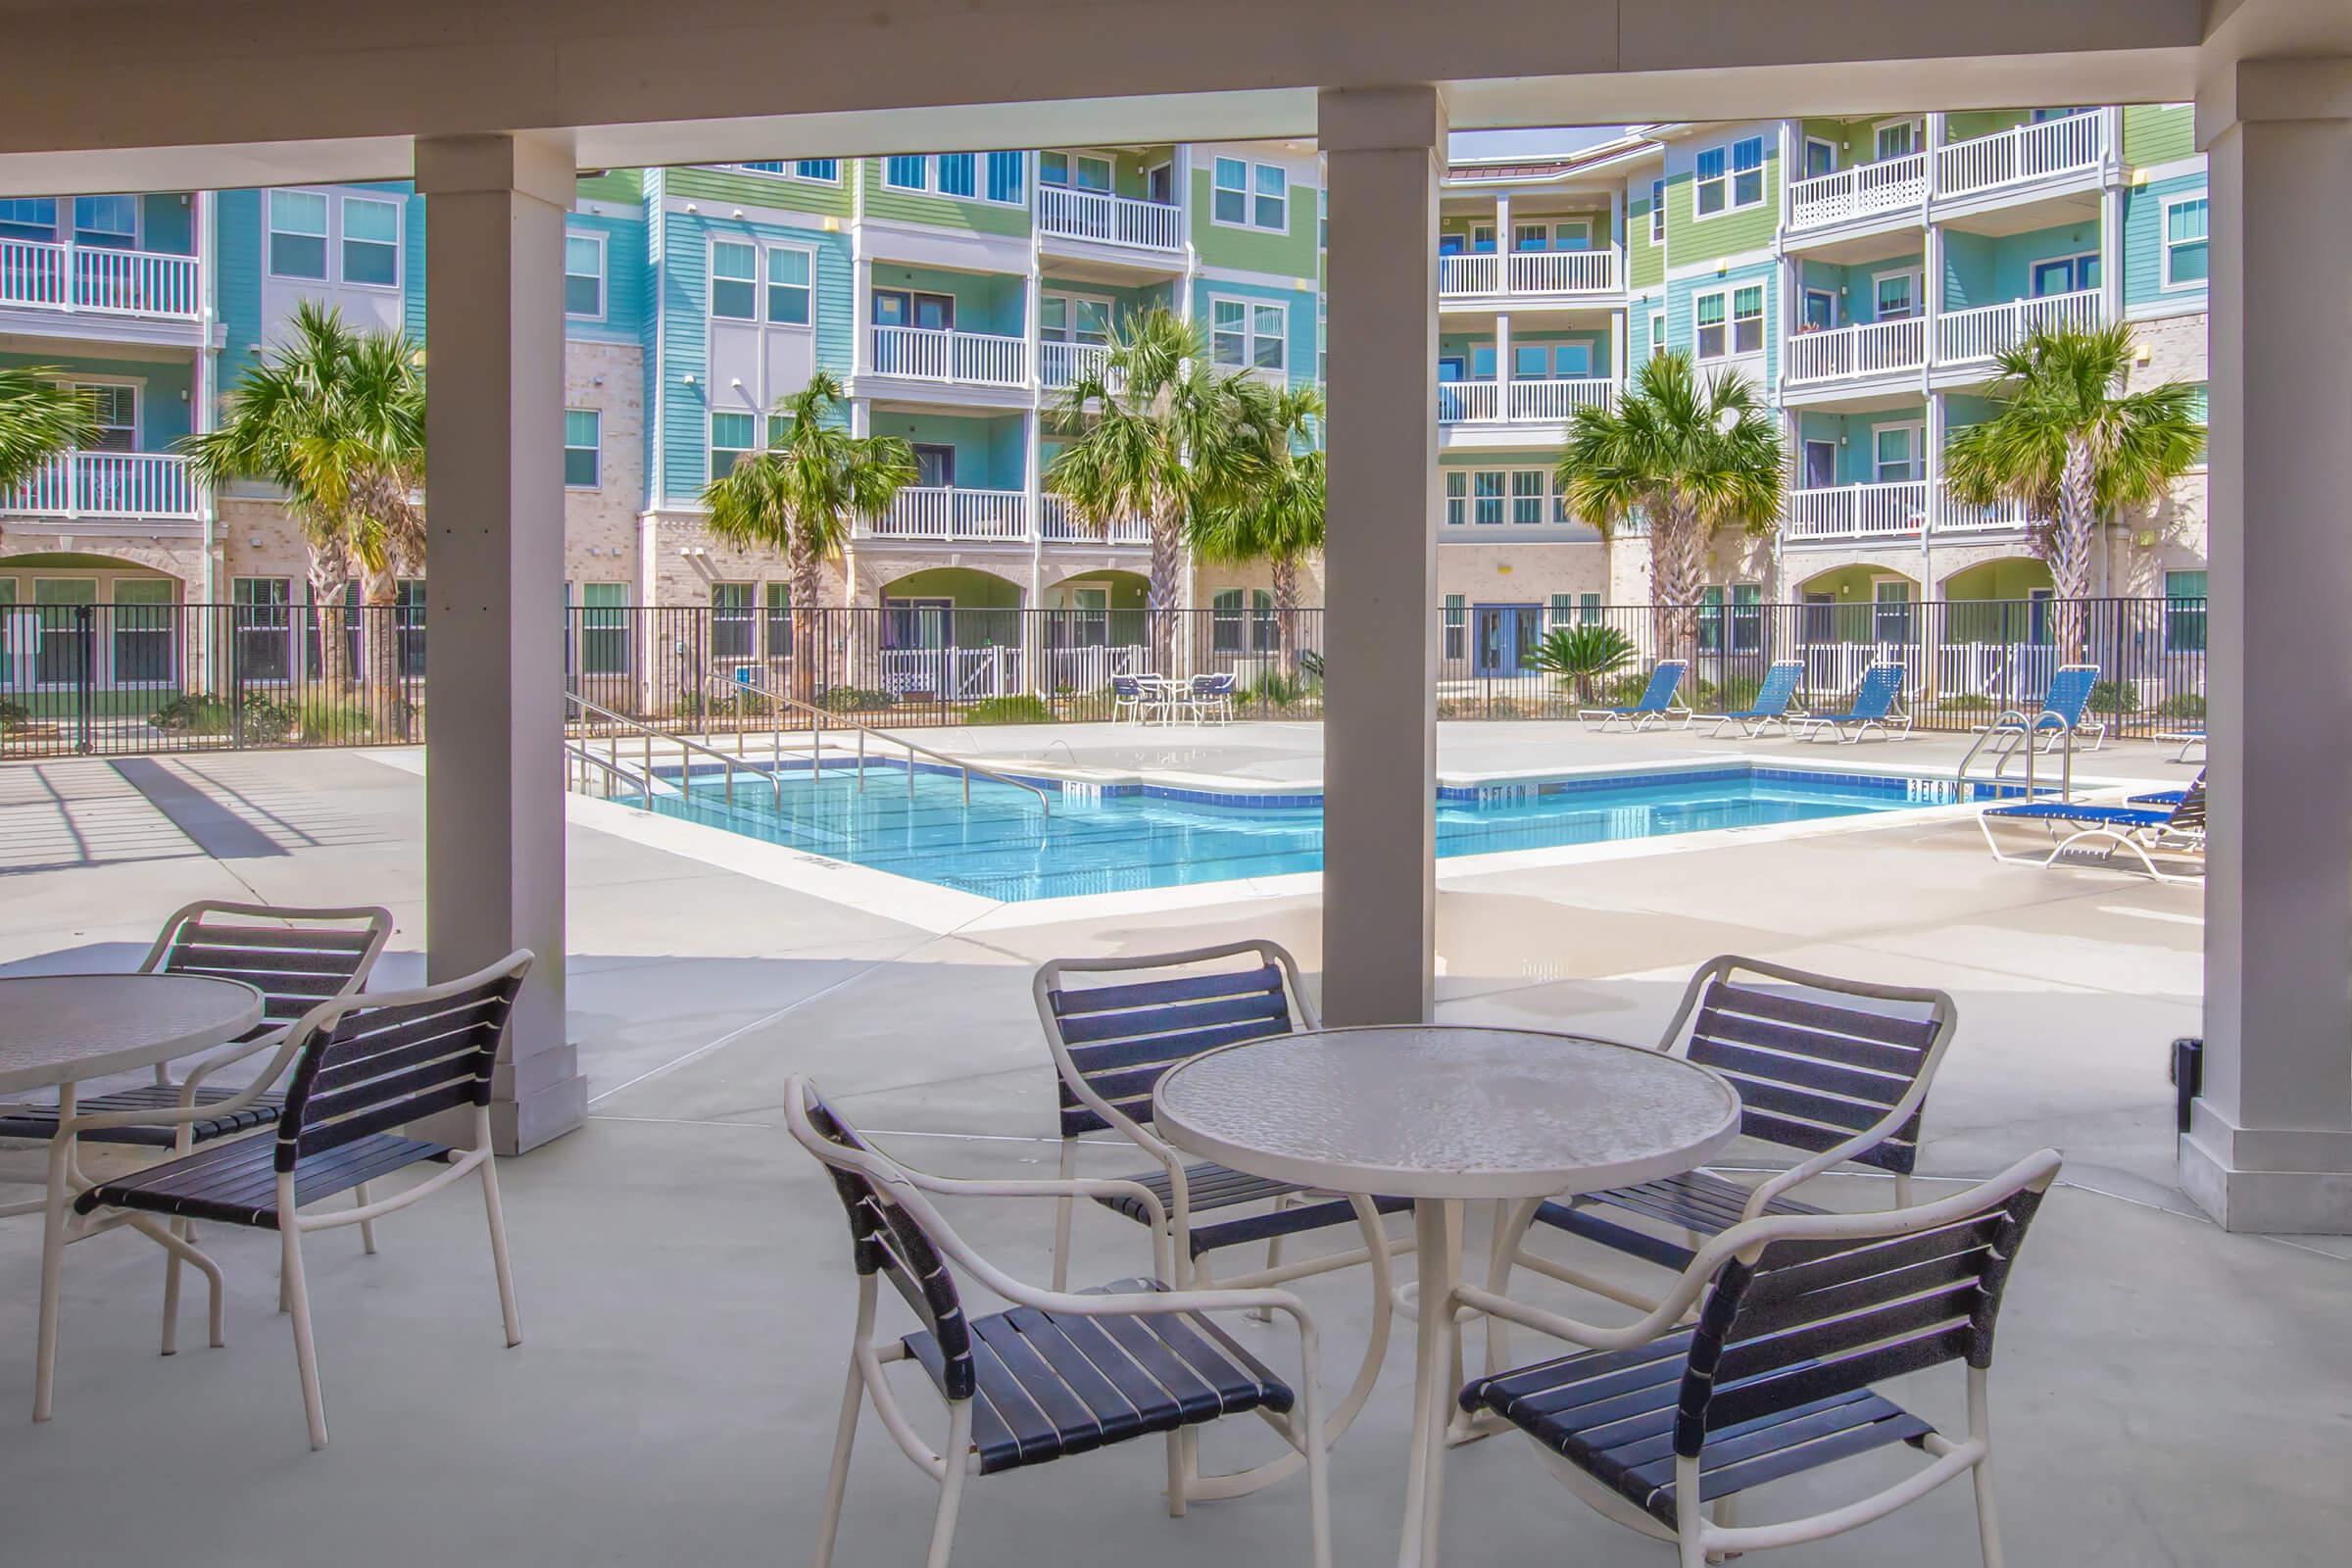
[565,691,785,808]
[709,671,1050,817]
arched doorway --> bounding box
[0,551,185,701]
[872,566,1023,702]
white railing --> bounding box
[1937,488,2039,533]
[1038,339,1110,389]
[1936,114,2105,201]
[868,325,1029,388]
[1044,643,1148,693]
[1786,316,1929,385]
[878,646,1024,700]
[1796,641,1923,698]
[0,238,202,319]
[1436,253,1500,296]
[1437,381,1500,423]
[1038,495,1152,545]
[1936,642,2064,701]
[1936,288,2104,368]
[1785,479,1931,542]
[1,451,202,518]
[866,487,1029,542]
[1504,249,1618,294]
[1035,186,1184,251]
[1786,151,1929,230]
[1505,378,1615,421]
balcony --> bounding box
[1438,247,1618,302]
[862,486,1029,543]
[1035,187,1184,253]
[867,325,1030,390]
[1786,288,2107,397]
[1437,378,1615,425]
[1786,114,2108,235]
[0,238,202,321]
[1785,317,1929,388]
[1786,480,2040,543]
[1936,288,2104,371]
[1038,339,1110,390]
[1039,495,1151,546]
[0,450,202,521]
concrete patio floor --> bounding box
[2,728,2343,1567]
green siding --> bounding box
[667,162,856,221]
[1190,168,1319,280]
[858,158,1027,236]
[1665,137,1779,266]
[1626,183,1664,290]
[576,169,645,205]
[2123,104,2194,169]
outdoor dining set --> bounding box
[1110,671,1239,726]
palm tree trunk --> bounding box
[1649,506,1705,665]
[359,568,404,739]
[1271,553,1299,677]
[790,535,822,709]
[2049,441,2098,662]
[307,558,353,691]
[1147,507,1181,674]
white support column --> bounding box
[2098,182,2124,325]
[1023,404,1045,694]
[1494,312,1512,421]
[2185,58,2352,1233]
[1319,84,1444,1026]
[416,130,584,1154]
[1492,190,1510,286]
[1923,111,1946,207]
[194,189,219,621]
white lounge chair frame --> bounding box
[1707,660,1807,738]
[1790,662,1914,744]
[1978,793,2207,884]
[1577,659,1693,732]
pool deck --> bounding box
[7,727,2341,1568]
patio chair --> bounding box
[1979,771,2206,883]
[1707,660,1805,738]
[1496,956,1958,1318]
[0,901,394,1152]
[1974,662,2106,756]
[62,953,533,1449]
[1790,662,1913,744]
[1577,660,1692,732]
[784,1077,1332,1568]
[1451,1149,2061,1568]
[1187,670,1237,725]
[1109,672,1151,724]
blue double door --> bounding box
[1474,604,1544,676]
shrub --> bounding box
[0,699,28,733]
[2156,693,2206,721]
[1245,670,1319,709]
[1525,623,1636,702]
[149,693,234,734]
[2088,679,2140,715]
[816,685,896,712]
[969,693,1054,724]
[292,694,371,741]
[1938,693,2000,711]
[238,697,297,745]
[1599,670,1653,707]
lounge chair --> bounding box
[2160,727,2206,762]
[1789,662,1912,744]
[1707,659,1804,737]
[1977,662,2106,754]
[1979,771,2207,882]
[1576,659,1691,732]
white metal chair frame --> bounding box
[1707,660,1808,738]
[1185,672,1237,726]
[1978,794,2208,885]
[51,954,532,1448]
[1974,662,2108,757]
[1577,659,1694,733]
[1437,1150,2061,1568]
[784,1077,1333,1568]
[1790,662,1916,744]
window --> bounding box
[910,442,956,488]
[1040,152,1110,192]
[564,409,601,489]
[710,240,757,319]
[1649,178,1665,242]
[1579,592,1602,624]
[1648,310,1667,361]
[2030,255,2098,295]
[1041,293,1112,345]
[579,582,630,677]
[341,196,399,287]
[1872,270,1918,320]
[1547,594,1573,628]
[1212,158,1249,225]
[1695,149,1726,221]
[796,159,839,182]
[710,583,756,660]
[1875,120,1918,161]
[1873,425,1919,481]
[1731,583,1762,653]
[710,412,756,479]
[1804,137,1838,180]
[268,189,328,279]
[1468,223,1495,254]
[1873,580,1913,643]
[2165,570,2208,651]
[111,577,174,683]
[764,583,793,655]
[1253,166,1288,230]
[73,194,137,249]
[1514,223,1550,254]
[872,289,955,331]
[2163,196,2209,289]
[1444,595,1466,661]
[564,233,606,318]
[1445,470,1467,526]
[985,152,1025,205]
[394,578,426,676]
[1698,585,1726,651]
[1731,137,1765,209]
[937,153,977,198]
[1693,139,1761,216]
[31,578,95,685]
[1802,288,1837,331]
[1511,469,1546,524]
[883,155,928,191]
[1694,291,1728,360]
[765,247,811,325]
[74,383,136,452]
[233,577,293,682]
[1209,298,1286,371]
[1473,470,1505,525]
[1732,284,1765,354]
[1210,589,1277,654]
[0,196,57,242]
[1212,158,1288,231]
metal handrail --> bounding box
[564,691,782,808]
[1956,708,2074,803]
[564,738,659,808]
[708,671,1050,815]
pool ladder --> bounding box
[1955,710,2075,804]
[704,672,1050,816]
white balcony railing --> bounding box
[1038,339,1110,390]
[868,325,1029,388]
[1936,288,2104,368]
[1436,381,1500,423]
[1936,489,2039,533]
[1035,187,1184,251]
[1786,152,1930,231]
[1038,495,1151,545]
[1786,316,1929,385]
[1506,378,1615,421]
[1785,479,1931,542]
[0,238,203,319]
[1936,114,2105,201]
[866,487,1029,542]
[1,451,202,519]
[1439,248,1617,299]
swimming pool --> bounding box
[644,762,1988,903]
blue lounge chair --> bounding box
[1790,662,1912,744]
[1707,659,1805,737]
[1576,659,1690,732]
[1980,771,2206,882]
[1976,662,2106,757]
[2159,727,2206,762]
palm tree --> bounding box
[183,302,425,722]
[0,366,99,494]
[1188,380,1323,675]
[1047,307,1265,669]
[703,369,914,703]
[1555,350,1784,661]
[1944,322,2204,658]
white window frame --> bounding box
[564,408,602,490]
[1207,294,1287,373]
[338,194,403,292]
[1730,137,1767,211]
[1874,118,1921,163]
[266,188,330,282]
[1444,470,1467,527]
[1869,267,1923,321]
[1731,283,1766,355]
[1040,289,1114,344]
[1648,309,1668,361]
[1801,437,1839,489]
[762,242,815,327]
[65,377,138,451]
[733,160,843,184]
[1872,420,1924,483]
[881,155,931,193]
[2160,193,2209,292]
[1648,178,1665,243]
[1210,157,1292,234]
[1040,150,1114,193]
[1801,286,1838,331]
[1693,287,1730,361]
[1471,468,1506,526]
[1693,136,1766,220]
[1802,136,1838,180]
[1509,468,1548,525]
[72,194,139,249]
[564,230,607,320]
[2029,251,2099,297]
[709,411,757,480]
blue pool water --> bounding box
[649,762,1971,903]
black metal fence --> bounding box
[2,596,2205,760]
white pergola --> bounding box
[3,0,2345,1233]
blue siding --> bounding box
[1189,276,1319,386]
[1662,258,1778,388]
[2123,171,2207,310]
[214,189,263,406]
[0,352,193,448]
[565,210,647,345]
[402,192,428,342]
[139,194,193,255]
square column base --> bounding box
[2180,1101,2352,1233]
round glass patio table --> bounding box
[1152,1023,1741,1568]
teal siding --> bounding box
[402,192,428,342]
[642,170,664,508]
[0,352,193,448]
[1795,403,1928,486]
[1986,220,2101,300]
[869,264,1026,335]
[214,189,263,407]
[1939,231,1996,312]
[1189,276,1319,386]
[2124,171,2207,310]
[1662,259,1778,388]
[564,210,647,344]
[861,413,1027,489]
[139,194,193,255]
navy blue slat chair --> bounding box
[785,1076,1331,1568]
[65,952,533,1449]
[1501,955,1959,1318]
[1453,1149,2060,1567]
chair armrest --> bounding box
[887,1168,1173,1284]
[1452,1274,1711,1355]
[177,1026,292,1096]
[59,1032,307,1140]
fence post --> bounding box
[74,604,94,754]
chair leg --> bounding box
[1251,1193,1294,1322]
[927,1404,973,1568]
[813,1358,865,1568]
[281,1224,328,1450]
[1974,1458,2005,1568]
[31,1149,72,1423]
[354,1183,377,1255]
[480,1158,522,1348]
[161,1219,186,1356]
[1052,1141,1077,1295]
